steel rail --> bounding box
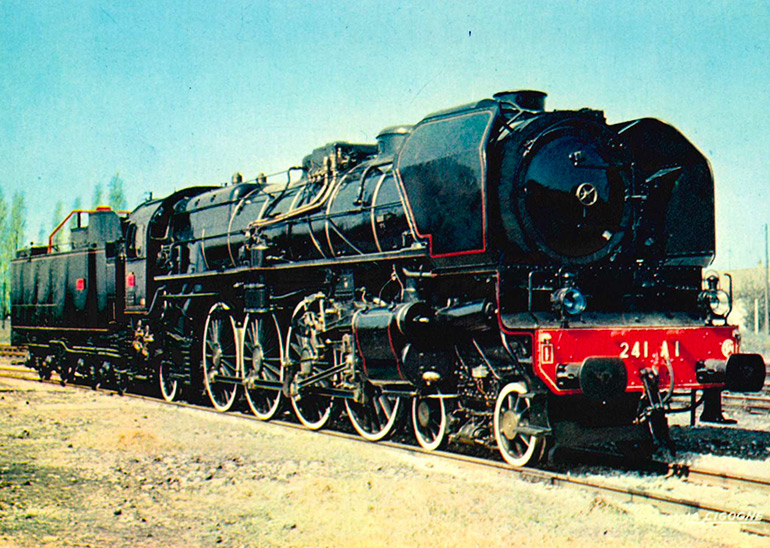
[0,344,27,358]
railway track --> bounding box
[0,362,768,536]
[0,343,27,360]
[724,393,770,412]
[0,363,38,381]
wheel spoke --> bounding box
[367,404,380,431]
[289,342,303,358]
[261,361,281,379]
[377,396,392,417]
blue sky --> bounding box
[1,0,768,268]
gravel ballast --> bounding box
[0,376,768,548]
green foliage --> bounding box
[51,201,65,249]
[92,183,104,208]
[0,189,25,317]
[0,188,7,316]
[737,330,770,360]
[734,269,767,333]
[0,187,7,246]
[9,191,26,252]
[107,173,126,211]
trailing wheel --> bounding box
[113,365,130,395]
[286,298,336,430]
[345,388,402,442]
[56,349,73,386]
[89,361,104,390]
[202,303,240,412]
[493,382,546,467]
[158,359,178,402]
[242,313,284,420]
[412,390,449,451]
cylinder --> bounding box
[352,302,431,383]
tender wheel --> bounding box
[38,356,54,381]
[158,359,178,402]
[89,361,103,390]
[203,303,240,412]
[493,382,546,467]
[59,356,75,386]
[412,390,449,451]
[286,298,336,430]
[242,313,284,420]
[346,388,402,442]
[74,358,88,383]
[32,355,51,381]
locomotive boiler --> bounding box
[12,90,765,466]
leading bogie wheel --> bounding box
[346,388,402,442]
[412,390,450,451]
[242,313,284,420]
[158,359,179,402]
[493,382,546,467]
[203,303,240,412]
[286,298,336,430]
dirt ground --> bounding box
[0,376,767,548]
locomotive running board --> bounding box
[154,247,428,282]
[48,339,122,360]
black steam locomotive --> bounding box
[12,90,765,466]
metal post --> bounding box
[690,390,697,426]
[763,223,770,335]
[756,298,760,334]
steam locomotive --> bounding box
[12,90,765,466]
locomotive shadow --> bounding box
[669,424,770,461]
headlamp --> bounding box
[554,287,587,316]
[699,289,730,318]
[699,272,732,320]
